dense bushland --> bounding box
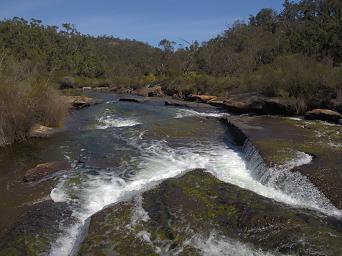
[1,1,342,100]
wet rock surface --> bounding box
[0,200,75,256]
[224,116,342,209]
[24,160,71,182]
[79,170,342,256]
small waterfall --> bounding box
[228,120,342,217]
[242,139,268,181]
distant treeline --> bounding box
[1,0,342,144]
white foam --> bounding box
[279,151,312,170]
[257,151,341,216]
[50,139,341,255]
[136,230,152,243]
[50,181,68,203]
[175,109,228,119]
[128,197,150,228]
[188,232,278,256]
[96,115,141,129]
[207,149,341,217]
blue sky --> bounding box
[0,0,284,46]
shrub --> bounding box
[30,83,69,127]
[0,82,33,146]
[0,79,68,146]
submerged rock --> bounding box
[29,124,63,138]
[79,170,342,256]
[305,109,342,123]
[0,200,75,256]
[24,160,71,182]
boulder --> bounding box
[305,109,342,123]
[24,161,71,182]
[64,96,102,109]
[185,94,217,103]
[132,86,164,97]
[163,88,184,99]
[59,76,75,89]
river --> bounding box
[0,93,341,256]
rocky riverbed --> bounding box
[0,92,341,256]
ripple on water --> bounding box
[95,115,141,129]
[174,108,228,119]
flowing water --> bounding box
[0,93,341,255]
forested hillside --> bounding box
[1,0,342,144]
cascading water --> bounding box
[47,97,341,255]
[242,139,340,216]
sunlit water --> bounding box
[47,94,341,256]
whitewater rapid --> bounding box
[49,106,341,256]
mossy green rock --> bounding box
[79,170,342,256]
[0,201,75,256]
